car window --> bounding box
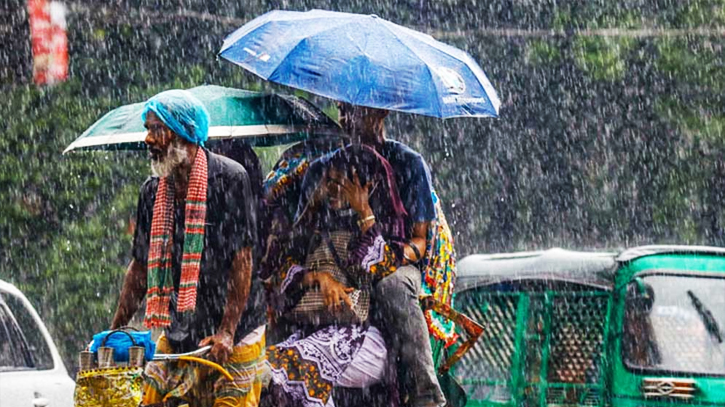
[0,302,34,371]
[2,294,54,370]
[623,274,725,375]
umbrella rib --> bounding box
[380,21,500,117]
[375,20,444,117]
[221,11,286,53]
[266,37,308,83]
[265,19,355,83]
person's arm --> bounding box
[261,220,311,308]
[396,151,436,264]
[404,221,429,265]
[199,166,257,363]
[263,230,354,314]
[111,258,147,329]
[200,246,253,363]
[302,271,354,313]
[349,221,405,280]
[330,170,405,280]
[220,247,253,334]
[112,179,153,329]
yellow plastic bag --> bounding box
[74,366,144,407]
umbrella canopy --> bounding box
[64,85,340,153]
[219,10,501,119]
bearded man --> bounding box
[110,89,266,407]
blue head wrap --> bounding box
[141,89,210,146]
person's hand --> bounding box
[316,272,354,313]
[309,178,329,208]
[198,330,234,364]
[327,168,373,217]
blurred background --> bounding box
[1,0,723,371]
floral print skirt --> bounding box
[266,324,388,407]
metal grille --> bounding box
[454,293,519,402]
[524,296,547,383]
[545,387,603,406]
[546,295,608,385]
[452,290,610,407]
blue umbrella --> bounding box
[219,10,501,119]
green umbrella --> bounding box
[64,85,340,153]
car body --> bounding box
[0,280,74,407]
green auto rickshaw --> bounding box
[448,246,725,407]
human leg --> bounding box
[142,334,174,405]
[265,324,370,406]
[335,326,388,388]
[142,335,201,406]
[213,326,267,407]
[373,266,445,407]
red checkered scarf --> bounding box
[144,150,208,328]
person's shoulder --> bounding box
[208,150,249,181]
[133,177,158,210]
[140,176,159,195]
[384,139,424,160]
[383,139,427,169]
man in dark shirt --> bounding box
[336,102,445,407]
[111,90,266,406]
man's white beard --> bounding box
[151,141,189,178]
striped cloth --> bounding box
[144,150,208,328]
[143,328,266,407]
[290,230,371,325]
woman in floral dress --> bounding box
[260,145,409,407]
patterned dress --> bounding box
[261,142,458,346]
[263,223,404,407]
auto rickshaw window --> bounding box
[622,274,725,375]
[2,293,54,370]
[0,302,34,371]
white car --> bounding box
[0,280,74,407]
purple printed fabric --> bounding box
[267,324,369,407]
[361,235,387,273]
[335,326,388,388]
[281,264,306,295]
[348,224,405,281]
